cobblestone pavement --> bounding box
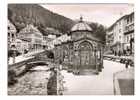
[8,65,51,95]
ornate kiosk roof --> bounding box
[71,16,92,32]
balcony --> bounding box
[124,24,134,35]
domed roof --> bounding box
[71,16,92,32]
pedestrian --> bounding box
[125,59,129,69]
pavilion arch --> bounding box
[77,41,96,69]
[78,41,93,51]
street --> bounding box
[62,60,126,95]
[8,60,126,95]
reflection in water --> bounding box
[8,64,65,95]
[8,65,51,95]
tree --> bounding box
[89,23,106,42]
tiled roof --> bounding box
[71,17,92,32]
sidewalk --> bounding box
[113,67,134,95]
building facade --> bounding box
[124,12,134,55]
[14,39,30,54]
[8,20,17,49]
[18,24,43,51]
[106,26,114,54]
[113,16,126,55]
[54,17,104,74]
[106,12,134,56]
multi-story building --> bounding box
[46,34,71,50]
[41,27,63,50]
[106,12,134,56]
[14,38,30,54]
[124,12,134,55]
[106,15,126,55]
[106,25,114,54]
[18,24,43,51]
[8,20,17,49]
[112,15,126,55]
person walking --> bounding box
[125,59,129,69]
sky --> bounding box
[41,4,134,27]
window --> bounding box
[127,18,129,24]
[12,34,14,38]
[130,16,132,23]
[125,26,127,31]
[8,33,10,37]
[127,36,129,42]
[8,26,10,30]
[119,29,121,33]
